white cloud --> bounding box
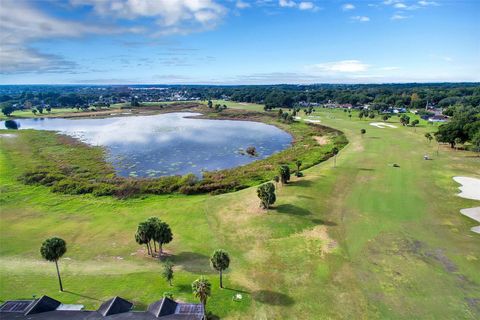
[351,15,370,22]
[393,3,407,9]
[342,3,355,11]
[298,2,316,10]
[0,0,138,74]
[380,66,401,71]
[236,0,251,9]
[71,0,227,33]
[418,0,439,6]
[279,0,296,8]
[309,60,370,73]
[391,14,409,20]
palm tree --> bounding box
[135,222,151,255]
[332,147,339,167]
[162,260,174,286]
[40,237,67,292]
[210,250,230,288]
[295,160,302,177]
[192,276,211,316]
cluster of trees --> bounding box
[207,100,228,112]
[39,234,230,317]
[277,109,294,123]
[135,217,173,257]
[199,83,480,109]
[434,105,480,149]
[160,249,231,316]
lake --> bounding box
[1,113,292,178]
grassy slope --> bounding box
[0,109,479,319]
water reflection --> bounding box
[1,113,292,178]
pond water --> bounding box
[1,113,292,178]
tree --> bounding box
[32,109,38,115]
[257,182,276,209]
[273,175,280,186]
[332,147,339,167]
[360,128,366,137]
[382,115,389,122]
[40,237,67,292]
[1,104,14,117]
[358,111,364,120]
[295,160,302,177]
[425,132,433,143]
[207,100,213,108]
[411,119,419,132]
[210,249,230,288]
[279,165,290,184]
[154,221,173,256]
[192,276,211,316]
[368,112,375,119]
[135,222,151,255]
[454,137,462,150]
[400,114,410,126]
[162,260,174,286]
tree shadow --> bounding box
[63,290,101,302]
[170,252,214,274]
[206,311,221,320]
[176,283,192,294]
[252,290,294,306]
[310,218,337,226]
[275,204,311,216]
[223,287,250,294]
[358,167,374,171]
[290,180,313,187]
[368,136,381,139]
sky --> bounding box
[0,0,479,84]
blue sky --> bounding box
[0,0,479,84]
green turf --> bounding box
[0,108,479,319]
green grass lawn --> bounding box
[0,108,479,319]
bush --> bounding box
[51,179,94,194]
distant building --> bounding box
[0,295,204,319]
[428,115,448,123]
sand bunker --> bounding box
[0,133,17,138]
[369,122,397,129]
[305,119,321,123]
[454,176,480,234]
[453,177,480,201]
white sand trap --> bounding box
[453,176,480,201]
[369,122,397,129]
[460,207,480,234]
[0,133,17,138]
[294,116,302,120]
[460,207,480,223]
[454,176,480,234]
[305,119,321,123]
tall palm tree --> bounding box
[210,250,230,288]
[192,276,211,316]
[40,237,67,292]
[332,147,339,167]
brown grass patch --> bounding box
[314,136,330,145]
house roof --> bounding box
[0,295,203,320]
[147,298,177,317]
[97,296,133,316]
[25,295,61,315]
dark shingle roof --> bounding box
[25,295,61,315]
[0,295,203,320]
[97,296,133,316]
[148,298,177,317]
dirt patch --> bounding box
[299,225,338,258]
[313,136,330,146]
